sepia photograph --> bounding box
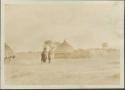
[1,0,124,89]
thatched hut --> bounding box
[55,40,74,58]
[55,40,74,53]
[5,43,15,62]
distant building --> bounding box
[5,43,15,62]
[87,48,120,57]
[53,40,119,59]
[54,40,74,58]
[55,40,74,53]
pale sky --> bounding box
[5,1,124,52]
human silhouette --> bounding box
[41,47,48,63]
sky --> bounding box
[4,1,124,52]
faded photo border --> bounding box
[0,0,124,89]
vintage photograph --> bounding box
[1,0,124,89]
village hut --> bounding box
[55,40,74,53]
[55,40,74,58]
[5,43,15,62]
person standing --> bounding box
[48,48,54,63]
[41,47,48,63]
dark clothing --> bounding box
[41,51,47,63]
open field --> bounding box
[4,53,120,85]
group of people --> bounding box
[41,47,54,64]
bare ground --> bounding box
[4,54,120,85]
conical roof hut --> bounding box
[55,40,74,53]
[5,43,15,59]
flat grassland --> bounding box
[4,53,120,85]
